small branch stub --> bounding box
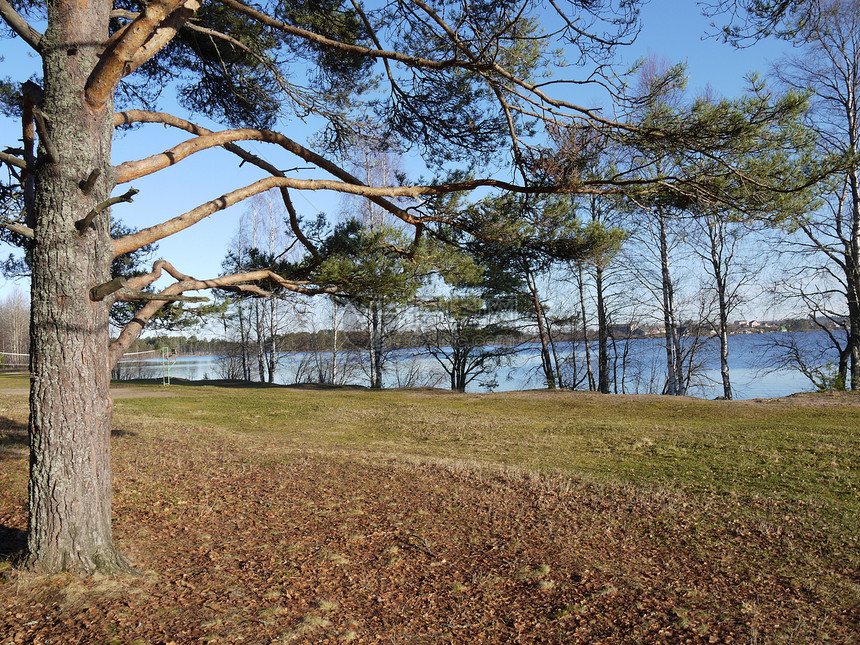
[76,188,139,234]
[90,276,127,301]
[79,169,101,194]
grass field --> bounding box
[1,374,858,643]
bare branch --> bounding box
[113,111,420,228]
[116,290,209,303]
[21,81,38,228]
[109,261,340,367]
[0,0,42,51]
[0,151,27,170]
[76,188,139,234]
[111,170,628,258]
[0,221,34,239]
[114,111,322,259]
[31,108,59,165]
[183,22,257,57]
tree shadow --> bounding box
[0,525,26,560]
[1,417,134,443]
[0,416,27,452]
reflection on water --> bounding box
[115,331,837,400]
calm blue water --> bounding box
[120,331,841,400]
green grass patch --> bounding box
[108,383,860,569]
[113,384,859,503]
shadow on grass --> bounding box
[0,418,135,445]
[0,525,26,561]
[0,417,27,451]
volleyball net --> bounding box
[0,351,28,368]
[111,349,165,380]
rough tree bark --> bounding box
[849,166,860,390]
[26,0,127,573]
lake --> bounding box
[116,331,842,400]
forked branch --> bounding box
[108,261,340,367]
[86,0,199,110]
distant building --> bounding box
[609,325,643,337]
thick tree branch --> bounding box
[90,275,208,303]
[89,276,127,301]
[0,0,42,51]
[114,111,321,259]
[128,1,201,74]
[113,110,427,231]
[112,171,627,258]
[117,290,209,303]
[86,0,199,111]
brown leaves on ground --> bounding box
[1,420,857,644]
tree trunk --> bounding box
[547,318,564,388]
[526,269,555,389]
[374,305,384,389]
[658,207,683,396]
[27,0,127,573]
[708,217,732,399]
[848,166,860,390]
[237,304,249,381]
[368,301,382,389]
[331,301,340,385]
[254,302,265,382]
[266,298,277,383]
[577,264,595,391]
[595,265,610,394]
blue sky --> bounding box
[0,1,791,300]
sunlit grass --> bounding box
[108,381,859,506]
